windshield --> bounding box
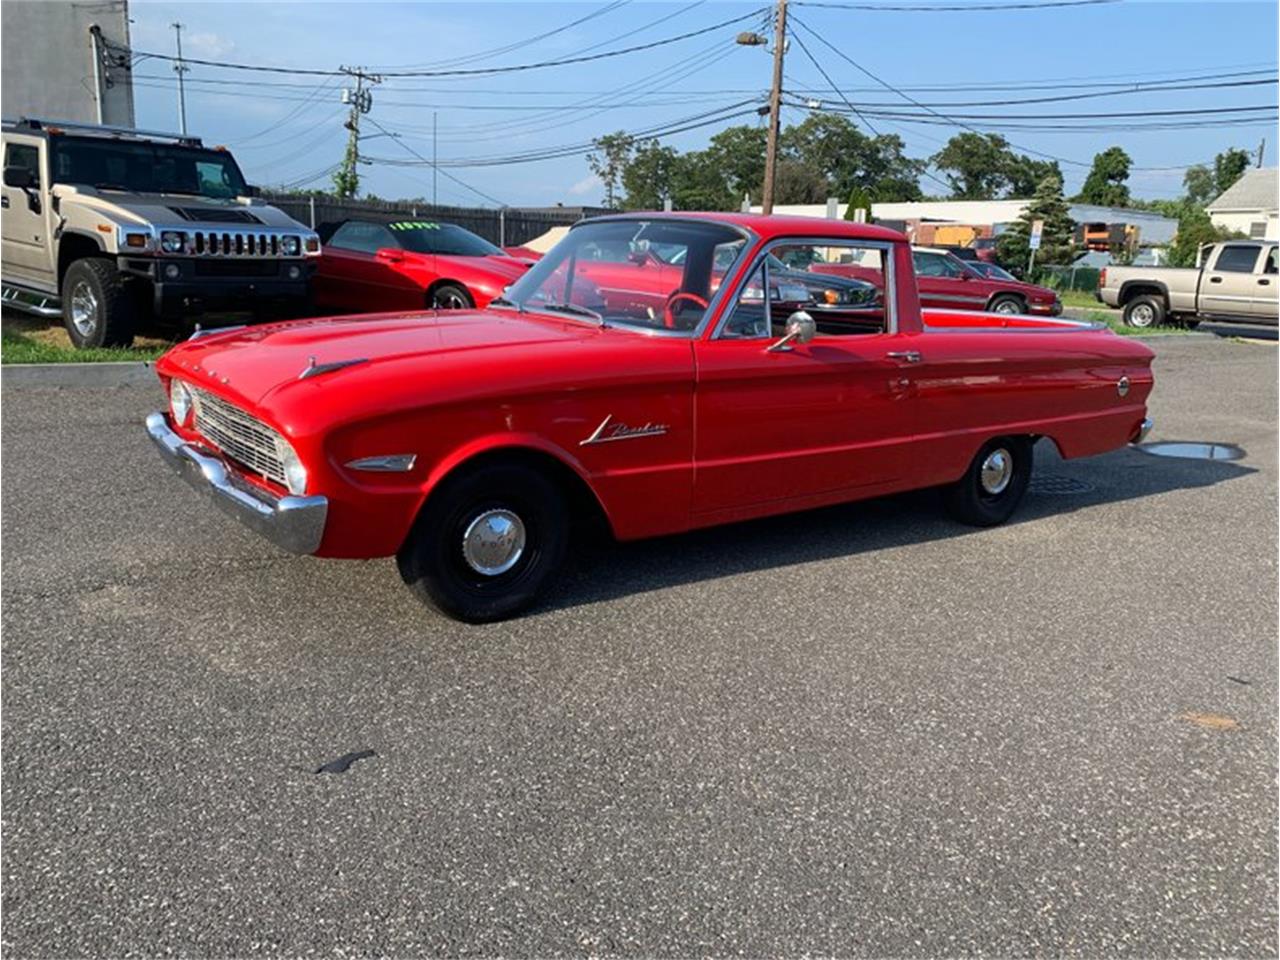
[501,218,748,332]
[50,136,248,198]
[977,263,1016,281]
[389,221,504,256]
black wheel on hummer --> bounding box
[1122,294,1165,329]
[61,258,137,348]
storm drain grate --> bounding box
[1029,475,1095,496]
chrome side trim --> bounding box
[299,357,368,380]
[345,454,417,472]
[145,412,327,555]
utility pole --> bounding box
[1257,137,1266,168]
[761,0,788,215]
[171,22,188,135]
[336,66,379,200]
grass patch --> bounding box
[1081,310,1195,337]
[1059,289,1104,309]
[2,313,171,364]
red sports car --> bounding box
[812,245,1061,316]
[312,219,533,313]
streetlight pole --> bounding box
[761,0,788,215]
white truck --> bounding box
[1,117,320,348]
[1097,240,1278,328]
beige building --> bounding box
[2,0,135,126]
[1206,168,1278,240]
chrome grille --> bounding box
[190,231,294,257]
[190,388,286,486]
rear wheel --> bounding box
[1123,294,1165,329]
[397,461,568,622]
[988,294,1024,315]
[61,258,136,348]
[430,283,473,310]
[943,436,1033,527]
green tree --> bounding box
[1183,147,1253,205]
[621,139,679,210]
[1164,200,1244,267]
[669,151,736,211]
[705,125,768,202]
[1074,147,1132,207]
[1182,165,1217,206]
[843,184,874,221]
[332,136,360,199]
[782,114,923,202]
[773,158,829,204]
[996,173,1076,272]
[931,132,1015,200]
[1005,155,1061,199]
[587,131,636,209]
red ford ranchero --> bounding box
[147,213,1153,622]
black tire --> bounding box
[397,461,568,622]
[61,258,137,348]
[988,294,1025,316]
[1182,318,1201,330]
[942,436,1033,527]
[430,283,474,310]
[1122,294,1165,329]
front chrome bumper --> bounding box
[145,412,327,555]
[1133,417,1154,444]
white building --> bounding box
[1,0,135,127]
[1206,168,1278,240]
[755,199,1178,245]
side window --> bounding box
[328,221,397,254]
[4,143,41,184]
[1213,245,1263,273]
[720,241,889,338]
[913,251,951,277]
[1266,248,1278,275]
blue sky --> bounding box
[127,1,1279,207]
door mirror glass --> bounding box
[767,310,817,353]
[3,165,33,189]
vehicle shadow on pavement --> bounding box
[544,441,1255,612]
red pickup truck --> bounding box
[146,213,1152,621]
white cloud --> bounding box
[568,174,601,197]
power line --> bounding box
[789,102,1279,121]
[105,9,767,79]
[792,0,1118,10]
[364,116,507,205]
[787,27,881,135]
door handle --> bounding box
[1259,278,1271,285]
[1209,276,1223,283]
[0,196,8,209]
[886,350,922,363]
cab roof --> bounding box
[588,210,908,244]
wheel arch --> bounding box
[986,290,1027,311]
[56,231,107,285]
[424,277,475,307]
[406,436,616,551]
[1117,280,1168,306]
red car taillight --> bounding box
[1098,268,1107,289]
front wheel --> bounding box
[430,283,474,310]
[1122,294,1164,329]
[988,294,1025,316]
[942,436,1033,527]
[61,258,137,348]
[397,461,568,622]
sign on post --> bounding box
[1029,219,1044,251]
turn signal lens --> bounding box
[125,232,148,247]
[275,436,308,496]
[304,237,320,254]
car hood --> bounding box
[158,309,594,407]
[51,185,310,230]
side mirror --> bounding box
[767,310,816,353]
[3,166,34,189]
[240,184,260,198]
[375,247,404,263]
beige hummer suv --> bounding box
[1,117,320,348]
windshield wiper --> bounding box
[489,295,523,314]
[541,302,605,327]
[93,182,134,192]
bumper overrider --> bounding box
[145,412,327,555]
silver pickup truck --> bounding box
[1097,240,1278,328]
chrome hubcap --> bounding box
[70,282,99,337]
[980,448,1013,495]
[1129,303,1155,327]
[994,299,1019,314]
[434,289,469,309]
[461,508,526,576]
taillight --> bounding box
[1098,268,1107,288]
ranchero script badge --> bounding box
[580,414,669,446]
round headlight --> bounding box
[169,379,192,425]
[281,235,301,256]
[274,436,307,496]
[160,231,186,254]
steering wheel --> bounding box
[662,291,710,330]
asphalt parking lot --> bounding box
[2,336,1276,957]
